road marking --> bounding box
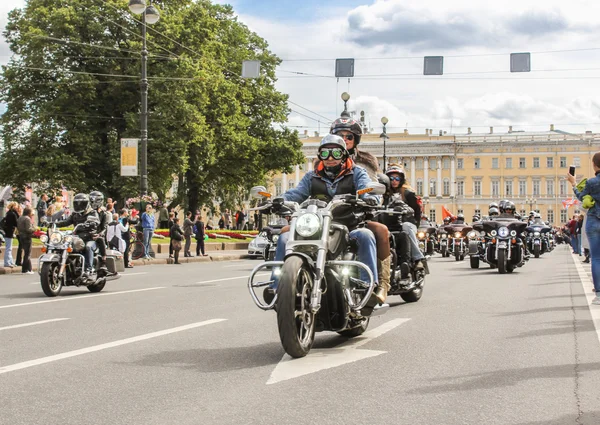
[0,319,227,375]
[196,273,269,284]
[121,272,148,277]
[0,287,165,310]
[0,318,70,331]
[267,318,411,385]
[572,252,600,346]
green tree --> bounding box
[0,0,303,211]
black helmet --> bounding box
[443,217,451,224]
[473,215,481,222]
[504,201,516,214]
[489,207,500,216]
[89,191,104,209]
[330,117,362,153]
[73,193,90,214]
[457,213,464,219]
[529,211,536,216]
[498,200,509,213]
[489,202,499,210]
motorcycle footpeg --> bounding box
[349,277,371,289]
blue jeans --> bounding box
[271,227,379,288]
[84,241,96,271]
[143,229,154,257]
[571,234,579,254]
[402,222,426,262]
[586,216,600,294]
[3,237,14,267]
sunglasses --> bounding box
[338,133,354,141]
[389,176,403,182]
[319,148,345,160]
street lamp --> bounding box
[129,0,160,196]
[380,117,389,171]
[526,197,537,212]
[340,92,350,118]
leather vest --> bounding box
[311,171,357,228]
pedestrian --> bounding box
[2,202,19,268]
[194,214,208,256]
[253,211,259,230]
[169,217,183,264]
[238,210,246,231]
[218,215,225,229]
[107,213,127,253]
[16,207,35,274]
[568,215,579,254]
[158,204,169,229]
[224,209,231,230]
[577,214,584,256]
[36,194,48,226]
[119,209,135,268]
[141,204,155,260]
[106,202,115,216]
[183,211,194,257]
[570,153,600,305]
[15,204,24,267]
[167,212,175,259]
[581,211,591,263]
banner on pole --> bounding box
[121,138,139,176]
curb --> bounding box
[0,254,251,275]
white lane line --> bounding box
[572,252,600,346]
[121,272,148,277]
[0,318,70,331]
[196,273,269,284]
[0,319,226,375]
[0,287,165,310]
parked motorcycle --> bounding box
[38,223,123,297]
[480,219,528,274]
[247,183,387,358]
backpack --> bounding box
[415,195,424,214]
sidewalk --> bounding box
[0,250,252,275]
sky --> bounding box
[3,0,600,135]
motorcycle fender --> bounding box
[283,252,316,274]
[498,241,508,249]
[39,254,61,263]
[468,240,479,255]
[534,240,541,245]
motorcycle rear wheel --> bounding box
[276,256,316,358]
[40,262,62,297]
[470,256,480,269]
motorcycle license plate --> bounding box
[498,241,508,248]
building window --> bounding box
[533,180,540,196]
[492,181,500,197]
[560,209,568,223]
[457,181,464,196]
[492,158,499,169]
[547,157,554,168]
[416,158,424,170]
[505,180,513,196]
[458,209,464,216]
[560,157,567,168]
[429,209,436,223]
[548,209,554,224]
[519,180,527,197]
[574,157,581,167]
[416,179,423,196]
[474,158,480,169]
[404,160,410,170]
[474,181,482,196]
[546,179,554,196]
[443,178,450,196]
[430,159,437,170]
[288,181,295,189]
[520,209,526,217]
[506,158,513,169]
[430,179,437,196]
[443,158,450,169]
[457,158,464,169]
[519,158,526,168]
[475,209,481,217]
[560,180,568,196]
[533,157,540,168]
[275,182,282,196]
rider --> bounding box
[53,194,101,275]
[489,207,500,218]
[498,201,517,219]
[454,213,466,225]
[383,164,426,270]
[267,134,385,304]
[89,191,110,272]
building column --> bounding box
[424,157,429,198]
[282,173,288,191]
[307,158,313,171]
[451,157,456,197]
[436,156,442,198]
[410,157,416,188]
[295,165,300,186]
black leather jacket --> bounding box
[55,208,100,242]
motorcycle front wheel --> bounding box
[276,256,316,358]
[40,262,62,297]
[87,280,106,293]
[534,245,540,258]
[498,249,508,274]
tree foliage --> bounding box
[0,0,303,211]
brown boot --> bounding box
[374,255,391,303]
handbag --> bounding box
[172,240,182,251]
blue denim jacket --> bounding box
[141,212,155,230]
[574,172,600,218]
[283,165,380,204]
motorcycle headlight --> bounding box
[454,232,462,238]
[40,234,48,243]
[510,230,517,237]
[418,232,426,239]
[534,231,541,237]
[480,231,486,237]
[490,230,497,237]
[295,213,320,237]
[49,232,64,245]
[441,234,447,239]
[498,227,509,238]
[468,231,478,239]
[65,235,73,243]
[272,235,279,243]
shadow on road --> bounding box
[508,319,596,339]
[513,411,600,425]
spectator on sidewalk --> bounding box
[167,212,175,259]
[169,218,183,265]
[158,204,169,229]
[119,209,136,268]
[194,214,208,257]
[16,207,35,274]
[3,202,19,268]
[582,211,590,263]
[36,194,48,226]
[568,215,579,254]
[224,209,231,230]
[183,211,194,257]
[577,214,584,256]
[107,213,128,253]
[15,204,24,267]
[141,204,155,260]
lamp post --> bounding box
[129,0,160,196]
[380,117,389,171]
[526,197,537,212]
[340,92,350,118]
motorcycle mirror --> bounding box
[365,182,386,196]
[250,186,270,199]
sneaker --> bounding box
[592,297,600,305]
[25,271,34,275]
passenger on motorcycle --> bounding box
[383,165,426,270]
[268,135,385,303]
[89,191,110,272]
[52,193,101,275]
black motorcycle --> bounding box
[436,228,450,257]
[526,225,552,258]
[480,219,528,274]
[445,224,473,261]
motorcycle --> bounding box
[262,217,291,261]
[445,224,473,261]
[436,229,450,257]
[467,225,488,269]
[417,224,436,257]
[38,223,123,297]
[526,225,552,258]
[480,219,528,274]
[247,183,386,358]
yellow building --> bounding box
[267,126,600,225]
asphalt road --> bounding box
[1,245,600,425]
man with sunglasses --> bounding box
[266,134,386,305]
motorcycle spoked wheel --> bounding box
[498,249,508,274]
[276,256,316,358]
[40,262,63,297]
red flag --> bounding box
[442,206,455,220]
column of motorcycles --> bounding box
[246,183,428,358]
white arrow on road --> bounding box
[267,318,411,385]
